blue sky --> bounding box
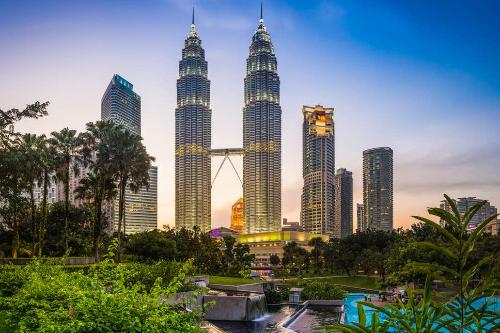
[1,0,499,228]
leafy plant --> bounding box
[300,280,347,300]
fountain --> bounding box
[203,292,267,321]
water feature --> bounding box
[204,292,268,321]
[286,306,342,333]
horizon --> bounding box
[1,0,499,230]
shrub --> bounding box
[301,280,346,300]
[0,259,203,332]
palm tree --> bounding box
[18,134,45,255]
[36,137,56,256]
[50,128,83,252]
[83,121,154,261]
[308,237,326,273]
[75,165,116,261]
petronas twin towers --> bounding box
[175,8,281,233]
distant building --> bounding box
[301,105,335,236]
[238,231,329,267]
[56,158,88,208]
[282,218,303,232]
[230,198,244,234]
[357,203,366,232]
[101,74,158,234]
[362,147,393,231]
[334,168,353,238]
[210,227,239,240]
[33,173,58,205]
[440,197,498,235]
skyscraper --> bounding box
[362,147,393,231]
[440,197,498,235]
[301,105,335,236]
[335,168,353,238]
[101,74,141,135]
[230,198,244,234]
[101,74,158,234]
[243,9,281,233]
[175,12,211,232]
[356,203,366,232]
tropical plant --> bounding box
[50,127,84,252]
[300,280,347,300]
[0,101,48,148]
[75,165,116,261]
[309,237,326,273]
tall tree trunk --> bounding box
[29,183,36,256]
[116,180,126,262]
[94,199,102,262]
[12,205,19,259]
[38,171,49,256]
[64,162,69,252]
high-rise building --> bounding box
[301,105,335,236]
[243,10,281,234]
[101,74,141,135]
[101,74,158,234]
[230,198,244,234]
[175,13,212,232]
[356,203,366,232]
[440,197,498,235]
[362,147,393,231]
[335,168,353,238]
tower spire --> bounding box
[192,7,195,25]
[260,1,263,20]
[189,6,197,37]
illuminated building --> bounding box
[356,203,366,232]
[243,8,282,234]
[238,231,329,266]
[282,218,303,232]
[101,74,158,234]
[362,147,393,231]
[440,197,498,235]
[334,168,353,238]
[301,105,335,236]
[175,11,212,232]
[210,227,239,240]
[230,198,244,234]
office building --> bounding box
[243,10,282,234]
[101,74,158,234]
[362,147,393,231]
[282,218,303,232]
[440,197,498,235]
[357,203,366,232]
[335,168,353,238]
[301,105,335,236]
[175,12,212,232]
[230,198,244,234]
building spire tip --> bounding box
[260,1,263,20]
[192,7,195,25]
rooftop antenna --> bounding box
[192,6,195,25]
[260,1,263,20]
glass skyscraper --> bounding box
[243,13,282,234]
[301,105,335,236]
[362,147,393,231]
[334,168,353,238]
[175,16,212,232]
[101,74,158,234]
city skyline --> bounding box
[2,0,499,230]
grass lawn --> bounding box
[285,275,379,291]
[209,276,259,285]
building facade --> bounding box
[101,74,141,135]
[334,168,353,238]
[301,105,335,236]
[243,14,282,234]
[175,17,212,232]
[362,147,393,231]
[356,203,366,232]
[101,74,158,234]
[230,198,244,234]
[440,197,498,235]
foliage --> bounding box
[300,280,347,300]
[125,229,177,262]
[0,101,49,148]
[282,241,310,275]
[0,258,203,332]
[264,285,290,304]
[270,254,281,266]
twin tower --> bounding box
[175,9,281,233]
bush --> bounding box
[0,259,203,332]
[264,285,290,304]
[301,280,346,300]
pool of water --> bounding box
[287,306,342,333]
[209,304,299,333]
[344,293,500,332]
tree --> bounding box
[50,128,83,252]
[270,254,281,266]
[125,230,177,262]
[87,121,154,261]
[0,101,48,148]
[75,165,116,261]
[282,241,310,275]
[308,237,326,273]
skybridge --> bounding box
[210,148,245,188]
